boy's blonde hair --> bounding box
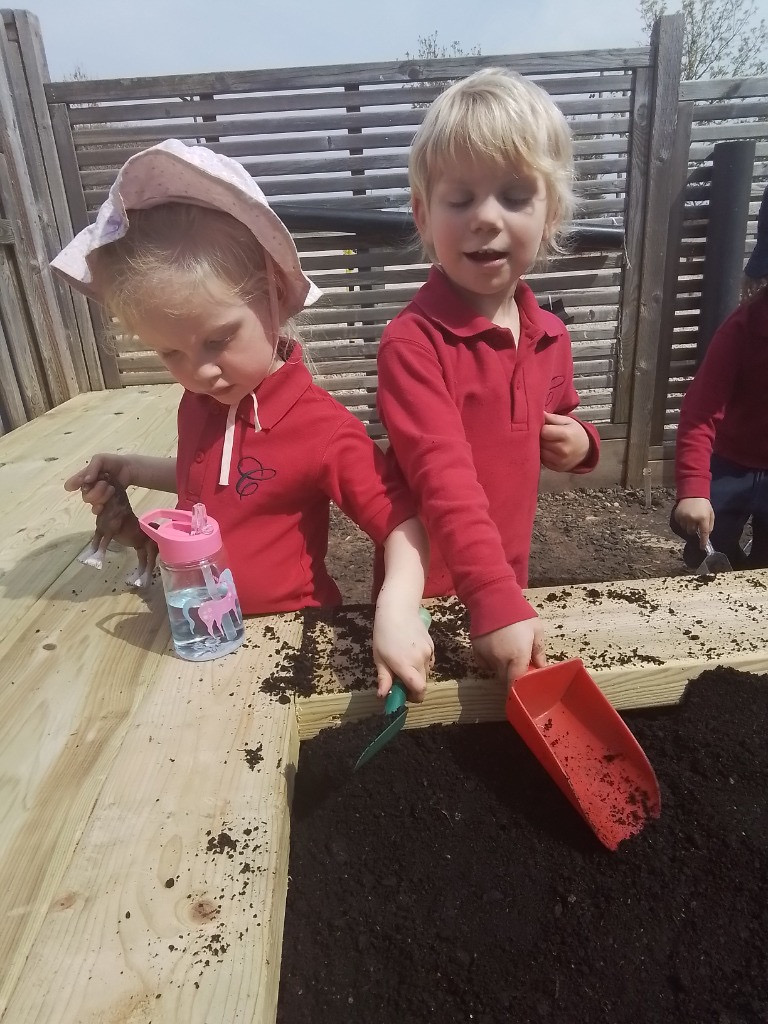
[409,68,575,261]
[90,202,294,336]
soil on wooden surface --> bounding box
[326,486,687,604]
[277,668,768,1024]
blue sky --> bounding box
[27,0,649,81]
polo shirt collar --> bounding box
[412,265,557,345]
[250,341,312,429]
[218,340,312,486]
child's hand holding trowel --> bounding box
[673,496,715,547]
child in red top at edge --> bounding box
[671,183,768,570]
[377,69,600,687]
[54,140,433,701]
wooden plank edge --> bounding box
[295,649,768,740]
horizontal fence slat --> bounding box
[46,48,651,103]
[68,88,632,128]
[72,108,632,148]
[304,283,621,311]
[83,171,628,204]
[75,130,632,169]
[299,249,624,274]
[691,121,768,143]
[692,98,768,121]
[680,75,768,100]
[84,190,627,218]
[79,152,630,188]
[312,371,615,394]
[303,302,620,327]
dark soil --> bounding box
[277,667,768,1024]
[327,486,687,603]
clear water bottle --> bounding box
[139,503,244,661]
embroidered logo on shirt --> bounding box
[235,456,277,498]
[545,375,565,410]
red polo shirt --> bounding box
[377,267,600,637]
[676,290,768,499]
[176,343,415,614]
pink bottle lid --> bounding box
[139,503,222,565]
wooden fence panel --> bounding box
[45,46,660,467]
[0,9,111,432]
[6,10,103,391]
[653,75,768,461]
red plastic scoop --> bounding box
[506,659,661,850]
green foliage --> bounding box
[404,31,481,62]
[402,32,481,108]
[639,0,767,78]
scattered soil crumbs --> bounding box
[258,599,487,700]
[242,744,263,770]
[278,667,768,1024]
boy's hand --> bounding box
[472,617,547,688]
[373,601,434,703]
[673,497,714,547]
[540,412,590,472]
[64,453,133,514]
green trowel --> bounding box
[353,608,432,771]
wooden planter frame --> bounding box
[2,511,766,1022]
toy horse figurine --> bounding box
[77,471,158,588]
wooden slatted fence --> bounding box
[0,11,714,488]
[41,21,686,486]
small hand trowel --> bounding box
[354,608,432,771]
[697,537,732,575]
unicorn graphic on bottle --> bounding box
[182,568,242,639]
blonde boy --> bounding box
[377,69,600,685]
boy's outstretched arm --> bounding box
[374,516,433,702]
[317,415,433,702]
[65,453,177,513]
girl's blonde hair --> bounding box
[409,68,575,261]
[89,202,295,336]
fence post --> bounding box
[614,65,653,429]
[0,10,80,405]
[697,139,756,364]
[624,13,684,488]
[650,99,694,448]
[47,100,122,389]
[6,9,104,391]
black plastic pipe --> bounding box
[698,139,756,363]
[271,203,625,253]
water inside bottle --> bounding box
[165,584,244,661]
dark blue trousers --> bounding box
[672,454,768,570]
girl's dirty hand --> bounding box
[372,600,434,704]
[472,617,547,688]
[64,453,133,514]
[673,497,714,547]
[539,412,591,472]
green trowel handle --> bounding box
[384,680,408,714]
[383,608,432,713]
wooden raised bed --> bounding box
[2,384,767,1022]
